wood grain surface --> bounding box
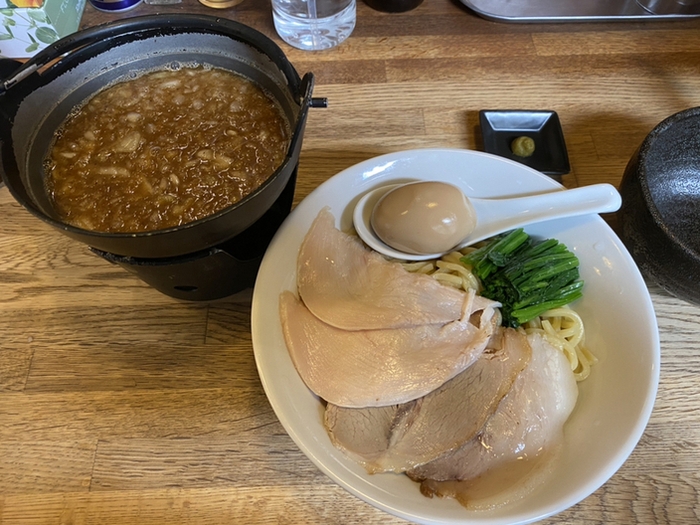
[2,1,700,523]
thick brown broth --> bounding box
[46,66,290,233]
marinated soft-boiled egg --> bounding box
[370,181,477,255]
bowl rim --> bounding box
[253,147,661,525]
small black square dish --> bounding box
[479,110,570,176]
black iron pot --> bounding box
[0,14,318,260]
[619,106,700,305]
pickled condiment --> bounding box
[511,136,536,158]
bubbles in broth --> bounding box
[45,65,290,233]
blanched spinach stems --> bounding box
[461,229,583,328]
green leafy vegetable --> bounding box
[460,229,583,327]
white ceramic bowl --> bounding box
[251,148,660,525]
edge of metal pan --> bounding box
[461,0,700,22]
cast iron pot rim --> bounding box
[635,105,700,263]
[3,13,306,242]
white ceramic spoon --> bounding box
[353,182,622,261]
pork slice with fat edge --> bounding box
[323,327,531,472]
[297,207,478,331]
[408,332,579,509]
[279,289,498,408]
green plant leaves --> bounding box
[34,24,57,43]
[27,9,47,22]
[0,3,62,57]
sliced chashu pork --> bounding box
[323,327,531,472]
[280,288,498,408]
[297,207,481,331]
[408,332,579,509]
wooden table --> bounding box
[2,1,700,523]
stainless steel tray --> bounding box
[461,0,700,22]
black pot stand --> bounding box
[92,169,297,301]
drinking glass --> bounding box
[271,0,356,51]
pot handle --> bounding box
[0,58,23,82]
[283,72,323,167]
[0,28,101,95]
[0,58,24,99]
[1,18,156,96]
[303,71,328,109]
[0,59,19,188]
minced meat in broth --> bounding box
[46,66,290,232]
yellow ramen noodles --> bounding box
[403,249,597,382]
[46,66,290,233]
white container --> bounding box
[272,0,356,51]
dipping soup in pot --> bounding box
[45,65,291,233]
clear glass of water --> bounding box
[272,0,356,51]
